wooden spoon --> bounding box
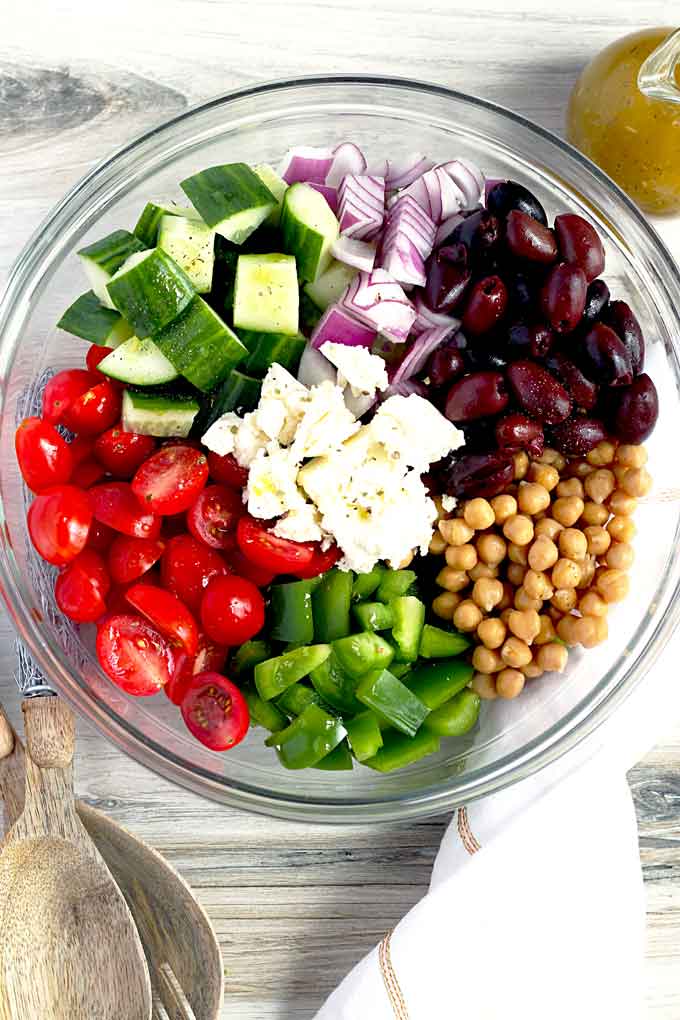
[0,695,152,1020]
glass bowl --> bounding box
[1,76,679,824]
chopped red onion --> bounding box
[382,377,428,399]
[297,343,338,388]
[390,324,455,385]
[326,142,368,188]
[310,304,377,350]
[434,211,468,247]
[387,196,437,237]
[438,159,485,208]
[279,146,334,185]
[367,158,389,178]
[381,240,426,287]
[338,175,385,240]
[341,269,416,344]
[411,293,461,336]
[386,153,435,192]
[331,236,377,272]
[308,182,338,213]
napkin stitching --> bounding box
[457,807,481,855]
[378,929,409,1019]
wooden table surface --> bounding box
[2,2,680,1015]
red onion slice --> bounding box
[439,159,485,208]
[308,182,338,213]
[382,377,429,400]
[411,294,462,337]
[326,142,368,188]
[386,153,435,192]
[297,344,338,388]
[331,236,377,271]
[341,270,416,343]
[279,146,334,185]
[310,304,377,349]
[435,211,468,247]
[390,324,455,385]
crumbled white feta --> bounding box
[258,363,310,445]
[246,443,305,520]
[272,503,324,543]
[320,342,389,398]
[441,494,457,513]
[201,412,241,457]
[372,394,464,471]
[290,380,359,460]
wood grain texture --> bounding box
[1,1,680,1016]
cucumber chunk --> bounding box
[253,163,288,225]
[233,254,299,335]
[239,330,306,375]
[106,249,196,338]
[122,389,200,438]
[190,369,262,437]
[180,163,277,244]
[153,297,247,392]
[98,337,179,386]
[57,290,133,347]
[133,201,200,247]
[78,229,146,309]
[157,214,215,293]
[281,182,339,283]
[305,260,358,311]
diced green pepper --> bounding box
[332,633,394,680]
[255,644,331,701]
[275,682,321,717]
[364,728,441,772]
[352,565,385,601]
[345,711,384,762]
[356,669,430,738]
[419,624,471,659]
[424,689,481,737]
[232,639,272,676]
[242,687,288,732]
[353,601,394,632]
[270,580,314,644]
[309,650,362,715]
[312,569,353,642]
[390,595,426,662]
[376,569,416,604]
[314,740,354,770]
[390,661,413,680]
[267,704,347,769]
[405,660,473,710]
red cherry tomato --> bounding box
[207,451,248,489]
[124,582,198,656]
[200,574,264,646]
[27,485,92,566]
[94,426,156,479]
[69,436,95,466]
[89,482,161,539]
[164,633,228,705]
[86,345,115,375]
[87,519,117,552]
[108,534,165,585]
[293,544,342,579]
[236,515,317,574]
[105,570,160,617]
[71,458,106,489]
[162,513,190,539]
[42,369,98,425]
[226,549,276,588]
[61,379,121,436]
[131,445,209,515]
[180,672,249,751]
[187,485,244,550]
[55,549,111,623]
[160,534,228,613]
[96,613,175,696]
[15,417,73,492]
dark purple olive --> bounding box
[540,262,587,334]
[549,416,607,456]
[495,413,545,458]
[506,321,555,360]
[459,417,499,453]
[461,275,508,335]
[505,271,538,317]
[603,300,645,376]
[448,209,501,267]
[506,359,572,424]
[505,210,558,265]
[580,323,633,387]
[606,373,659,443]
[426,342,466,387]
[554,214,606,283]
[462,341,508,373]
[486,180,548,226]
[424,243,471,313]
[582,279,610,327]
[437,450,516,499]
[444,371,509,422]
[545,352,598,410]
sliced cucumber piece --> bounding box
[233,253,299,335]
[122,389,200,438]
[238,330,306,375]
[57,290,134,347]
[253,163,288,225]
[78,230,146,309]
[106,249,195,338]
[281,182,339,283]
[133,201,199,247]
[305,260,358,311]
[98,337,179,386]
[157,214,215,293]
[190,369,262,437]
[180,163,277,244]
[153,297,247,392]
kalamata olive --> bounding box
[505,271,538,317]
[506,322,555,360]
[582,279,610,326]
[426,342,466,387]
[505,210,558,265]
[444,371,509,422]
[506,359,572,424]
[459,418,498,454]
[486,180,548,226]
[580,323,633,387]
[603,300,645,376]
[495,413,545,457]
[549,416,607,456]
[461,275,508,335]
[437,450,516,500]
[424,243,471,313]
[448,209,500,267]
[462,341,508,373]
[554,214,606,283]
[545,352,598,410]
[606,373,659,443]
[540,262,587,334]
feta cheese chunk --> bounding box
[258,363,310,445]
[320,342,389,398]
[273,503,324,543]
[201,410,269,468]
[246,442,305,520]
[290,380,359,460]
[372,394,464,471]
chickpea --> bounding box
[616,444,647,469]
[507,609,541,644]
[503,514,534,546]
[429,531,447,555]
[607,515,636,543]
[596,568,630,604]
[538,448,566,470]
[612,464,630,486]
[621,467,652,498]
[501,636,532,668]
[500,607,514,625]
[472,645,503,674]
[527,535,559,572]
[498,582,514,612]
[572,615,601,649]
[552,496,585,527]
[432,591,461,620]
[556,615,579,646]
[552,558,581,589]
[439,517,474,546]
[552,588,578,613]
[477,617,507,650]
[471,672,498,700]
[593,615,609,644]
[496,667,526,699]
[453,599,484,633]
[583,524,611,557]
[445,543,478,571]
[570,460,593,480]
[518,482,551,516]
[606,542,634,571]
[490,494,518,525]
[584,468,616,505]
[513,450,529,480]
[578,590,608,618]
[534,517,563,541]
[528,462,560,491]
[463,498,495,530]
[476,532,507,566]
[514,587,543,612]
[578,556,597,589]
[522,661,544,679]
[472,577,504,612]
[608,490,637,516]
[523,568,554,601]
[468,561,498,581]
[507,542,529,566]
[436,566,469,593]
[580,501,609,526]
[556,477,584,499]
[587,440,617,466]
[558,528,588,561]
[548,605,564,624]
[536,642,569,673]
[506,562,527,587]
[534,614,557,645]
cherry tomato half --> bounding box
[27,485,92,566]
[207,451,248,489]
[226,549,276,588]
[187,484,244,551]
[180,672,249,751]
[160,534,228,614]
[125,582,198,656]
[61,380,121,436]
[293,544,342,580]
[236,515,316,574]
[108,534,165,585]
[68,435,96,466]
[164,633,228,705]
[55,548,111,623]
[71,458,106,489]
[42,369,98,426]
[96,613,175,696]
[132,445,209,516]
[89,482,161,540]
[86,519,117,552]
[15,417,73,492]
[86,345,115,375]
[200,574,264,646]
[94,426,156,479]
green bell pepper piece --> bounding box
[276,682,322,717]
[269,580,314,644]
[352,565,385,601]
[353,601,394,632]
[332,633,394,680]
[390,595,425,662]
[267,704,347,769]
[232,639,272,676]
[309,650,362,715]
[312,569,353,642]
[313,740,354,770]
[405,660,473,710]
[424,689,481,737]
[364,728,441,772]
[390,661,413,680]
[376,569,416,604]
[356,668,430,738]
[243,687,288,732]
[345,711,383,762]
[419,624,471,659]
[255,644,331,701]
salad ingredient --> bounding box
[243,688,288,733]
[187,484,243,550]
[345,711,384,761]
[57,290,134,348]
[106,249,196,339]
[253,164,288,224]
[97,337,179,386]
[554,213,605,282]
[580,324,633,387]
[96,613,175,695]
[157,213,215,293]
[390,595,426,662]
[108,535,165,585]
[505,210,557,263]
[270,579,315,643]
[461,275,508,335]
[281,182,339,281]
[94,426,156,478]
[233,253,299,335]
[242,331,306,376]
[236,515,315,574]
[15,417,74,492]
[309,651,362,714]
[364,728,441,772]
[423,688,480,736]
[312,570,353,642]
[161,534,228,613]
[133,200,197,247]
[61,378,121,435]
[265,704,347,770]
[445,371,509,422]
[606,374,658,443]
[131,445,208,515]
[332,632,394,679]
[125,583,199,656]
[55,549,111,623]
[540,262,587,334]
[356,668,429,737]
[42,369,99,425]
[121,391,200,439]
[320,341,388,397]
[310,305,376,349]
[200,574,265,645]
[78,229,146,308]
[486,180,548,226]
[337,174,385,240]
[180,163,277,243]
[206,451,248,489]
[341,269,415,343]
[506,361,572,425]
[153,298,248,391]
[331,236,377,271]
[180,672,250,751]
[255,644,331,701]
[89,482,161,539]
[28,485,92,565]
